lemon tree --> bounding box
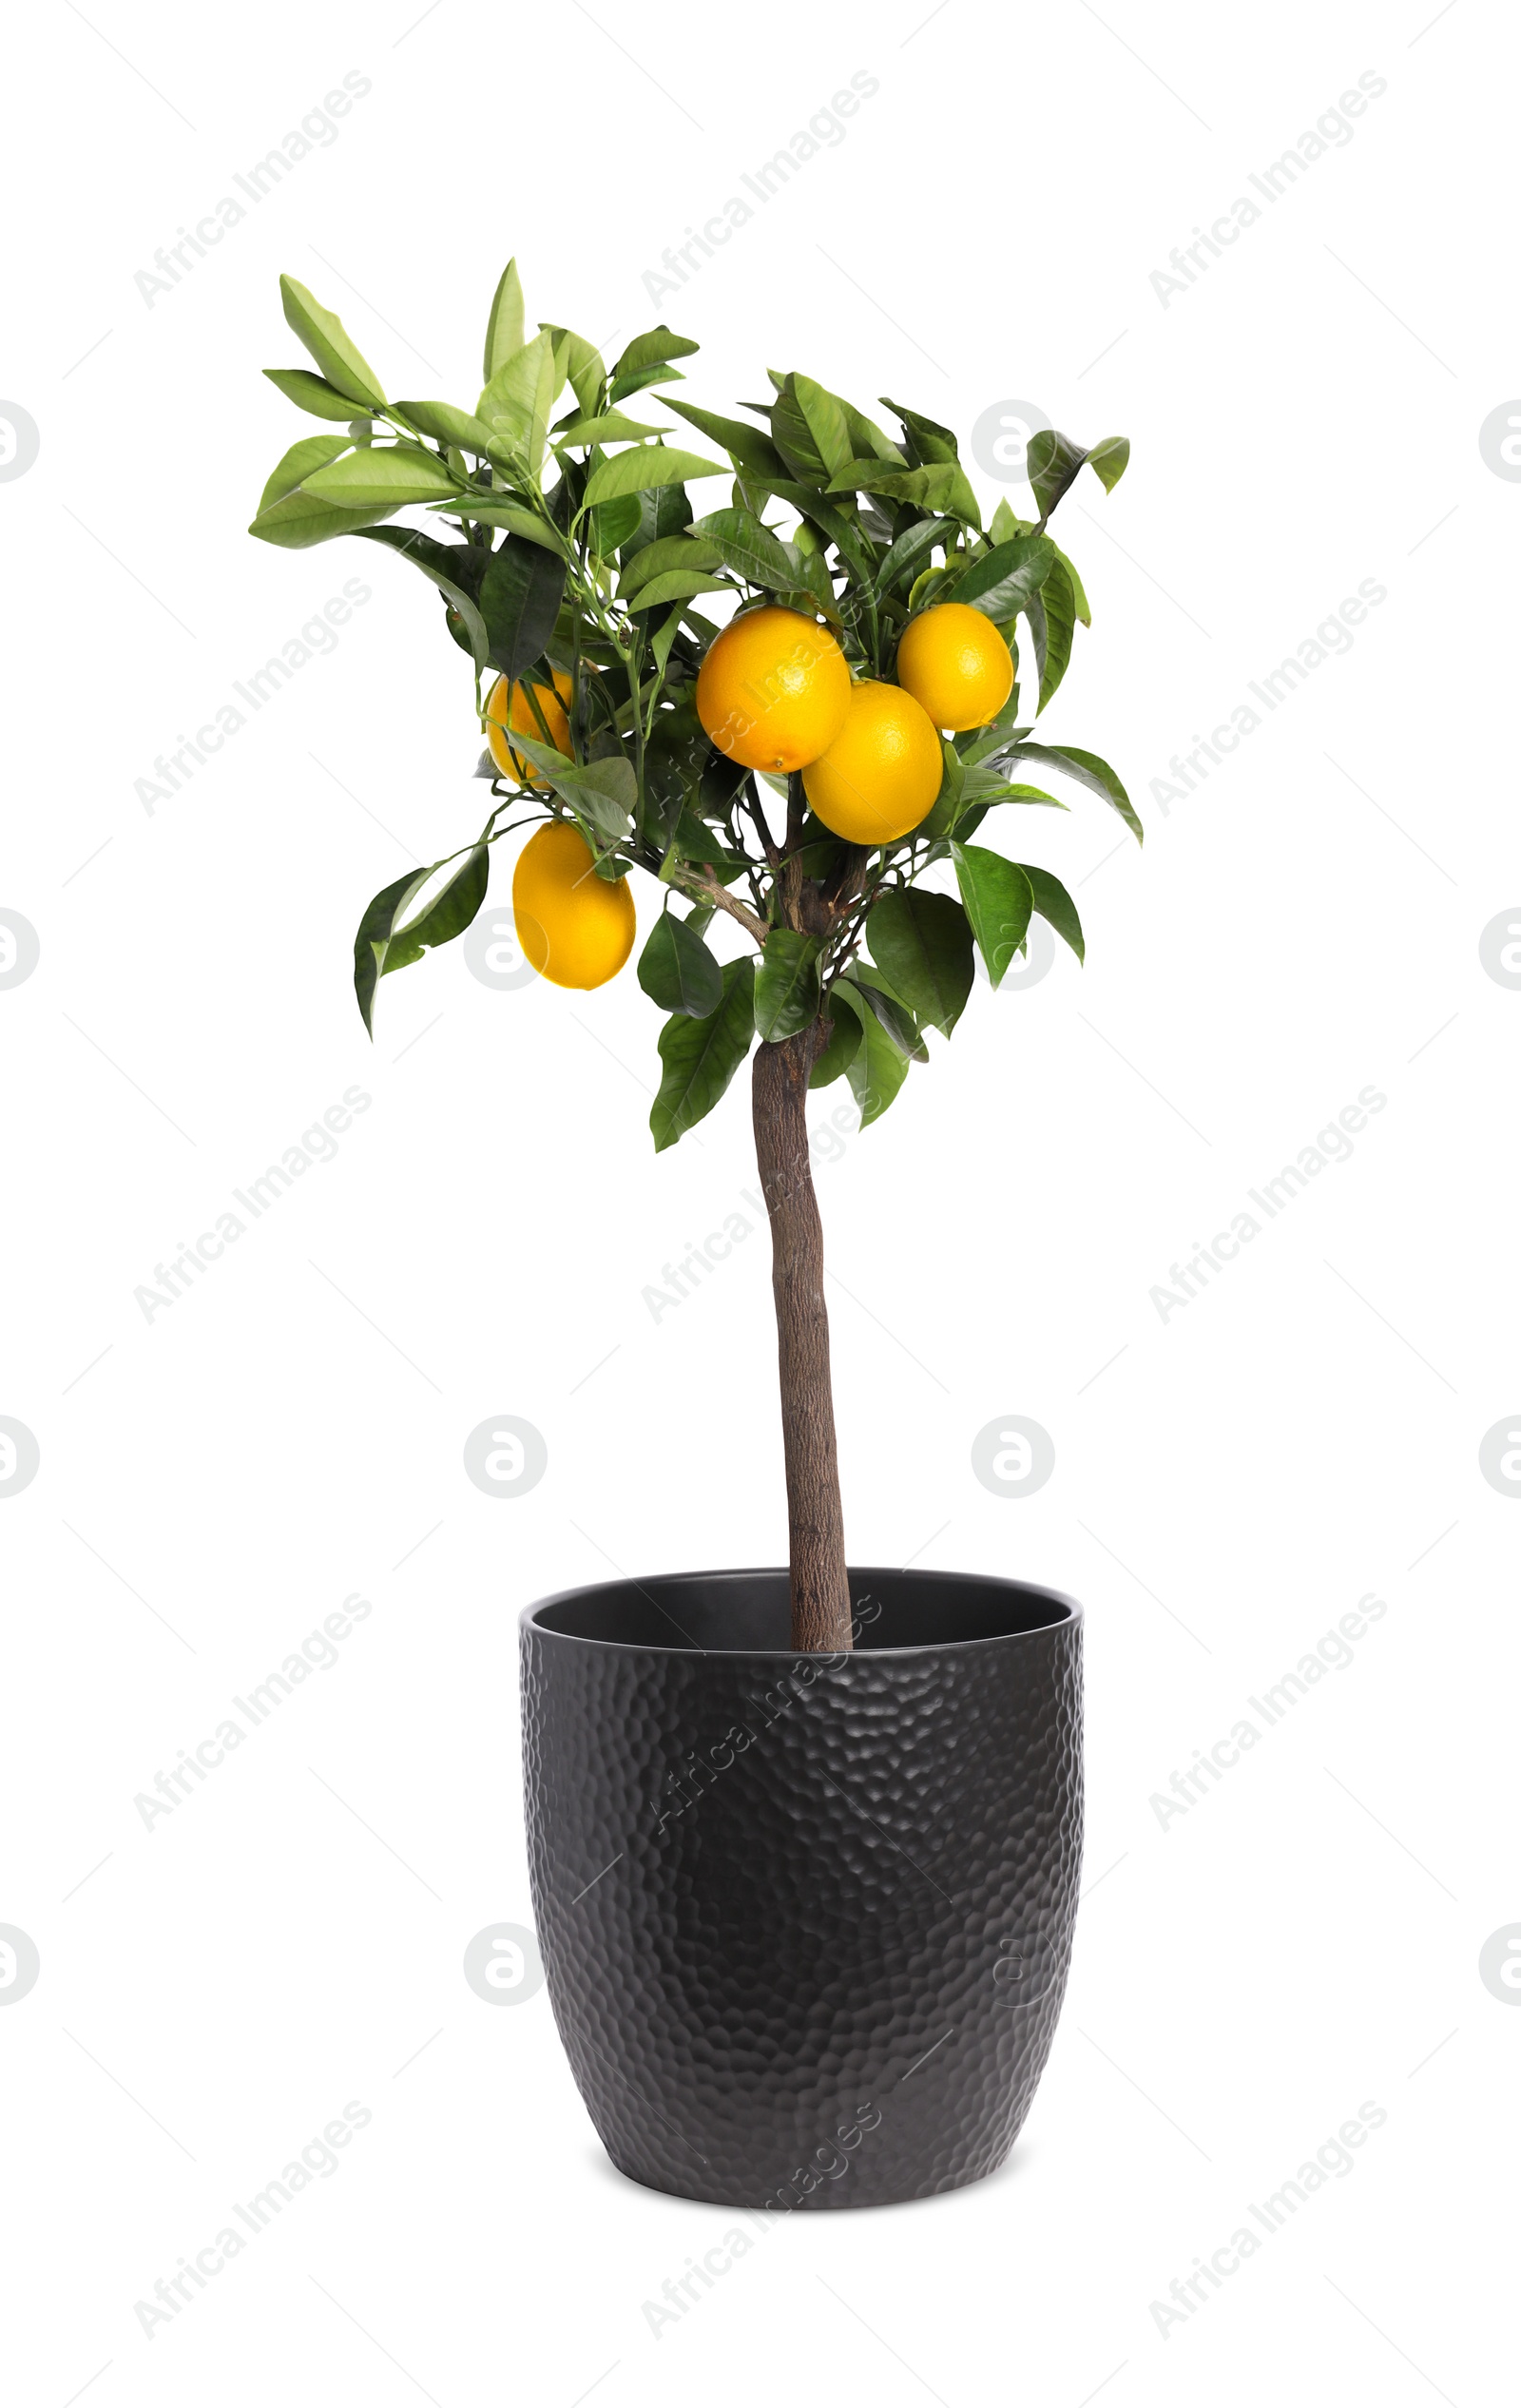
[250,260,1137,1650]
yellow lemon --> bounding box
[696,605,851,772]
[895,602,1014,732]
[486,669,574,783]
[512,821,635,990]
[801,681,943,846]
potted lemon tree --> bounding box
[251,260,1136,2207]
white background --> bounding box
[2,0,1516,2400]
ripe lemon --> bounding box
[895,603,1014,732]
[512,821,635,991]
[486,669,574,783]
[696,605,851,772]
[801,681,943,846]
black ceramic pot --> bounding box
[519,1566,1082,2209]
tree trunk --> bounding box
[751,1025,853,1653]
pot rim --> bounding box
[520,1563,1082,1659]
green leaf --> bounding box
[608,362,687,405]
[952,843,1034,987]
[478,534,567,679]
[1020,587,1049,699]
[1055,541,1090,626]
[395,397,498,452]
[847,967,929,1061]
[960,768,1068,812]
[808,996,861,1088]
[622,482,695,560]
[556,411,670,446]
[259,434,352,513]
[880,395,958,465]
[638,910,723,1018]
[914,740,966,842]
[1088,435,1130,494]
[1026,429,1086,519]
[736,477,875,582]
[435,496,567,553]
[477,329,556,470]
[591,494,644,554]
[826,459,960,510]
[1036,553,1077,715]
[541,324,606,419]
[791,376,855,481]
[873,514,955,594]
[616,325,701,376]
[662,807,749,882]
[482,259,526,385]
[954,532,1055,622]
[352,526,491,672]
[352,522,484,593]
[793,545,843,627]
[878,398,980,523]
[581,446,724,513]
[619,533,723,599]
[1019,864,1085,963]
[689,507,804,593]
[652,601,686,683]
[650,958,755,1151]
[1004,741,1142,842]
[865,889,974,1035]
[958,699,1031,767]
[353,848,488,1035]
[248,488,398,549]
[755,930,822,1041]
[302,444,462,508]
[661,395,788,479]
[508,741,637,847]
[626,568,732,611]
[279,276,386,410]
[769,379,827,483]
[837,395,905,465]
[831,981,909,1126]
[263,367,370,422]
[1027,429,1116,521]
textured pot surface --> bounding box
[519,1567,1082,2209]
